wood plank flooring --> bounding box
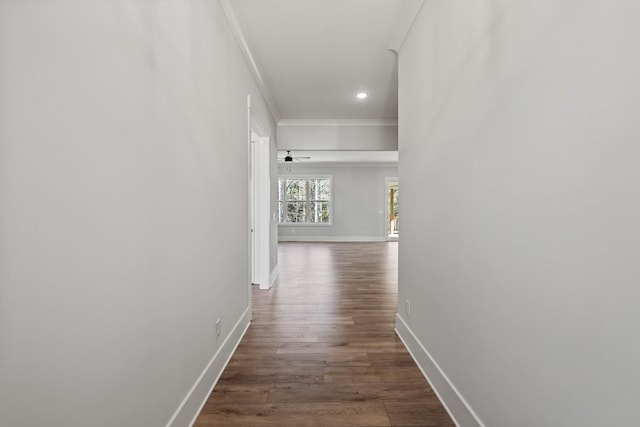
[194,242,454,427]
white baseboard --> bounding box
[395,314,485,427]
[165,306,251,427]
[278,235,388,242]
[268,264,279,289]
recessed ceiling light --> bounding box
[356,92,368,99]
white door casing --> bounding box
[249,96,272,290]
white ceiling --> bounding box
[278,150,398,164]
[231,0,407,120]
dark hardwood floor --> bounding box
[194,242,454,427]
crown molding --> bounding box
[387,0,424,54]
[219,0,281,122]
[278,119,398,127]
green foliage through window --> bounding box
[277,177,331,224]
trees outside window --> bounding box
[277,176,332,224]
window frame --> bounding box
[277,175,333,226]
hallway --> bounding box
[194,242,454,426]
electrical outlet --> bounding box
[215,318,221,338]
[405,300,411,317]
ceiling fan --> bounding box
[278,151,311,163]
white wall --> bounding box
[397,1,640,426]
[0,2,275,426]
[278,120,398,151]
[278,164,398,241]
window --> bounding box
[277,176,332,224]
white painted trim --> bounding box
[387,0,425,53]
[268,264,279,289]
[165,306,251,427]
[246,95,253,318]
[257,137,271,289]
[395,314,486,427]
[278,162,398,168]
[278,235,388,242]
[278,119,398,127]
[278,173,334,179]
[219,0,281,122]
[249,105,271,291]
[277,222,333,227]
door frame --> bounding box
[248,96,272,292]
[384,176,399,241]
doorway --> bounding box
[385,177,399,240]
[250,133,270,289]
[249,101,271,290]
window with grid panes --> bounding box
[277,176,332,224]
